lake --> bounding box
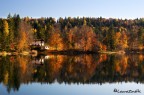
[0,54,144,95]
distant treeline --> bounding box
[0,14,144,52]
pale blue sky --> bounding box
[0,0,144,19]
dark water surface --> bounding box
[0,54,144,95]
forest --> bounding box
[0,14,144,53]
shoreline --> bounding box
[0,49,144,56]
[0,51,36,56]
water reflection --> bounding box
[0,54,144,93]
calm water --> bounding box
[0,54,144,95]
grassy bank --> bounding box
[0,51,32,56]
[98,50,125,54]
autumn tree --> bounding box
[49,25,64,50]
[78,25,98,51]
[120,31,128,50]
[66,26,77,49]
[1,20,9,50]
[3,20,9,36]
[66,25,98,51]
[17,21,33,52]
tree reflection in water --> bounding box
[0,54,144,92]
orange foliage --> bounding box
[49,32,64,50]
[97,54,107,64]
[17,56,27,74]
[139,54,144,61]
[99,43,107,51]
[115,63,121,73]
[114,56,128,75]
[47,55,64,77]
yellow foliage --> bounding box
[17,21,33,52]
[115,32,121,39]
[18,31,27,51]
[3,20,9,36]
[139,54,143,61]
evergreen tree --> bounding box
[107,25,116,50]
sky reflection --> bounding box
[0,82,144,95]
